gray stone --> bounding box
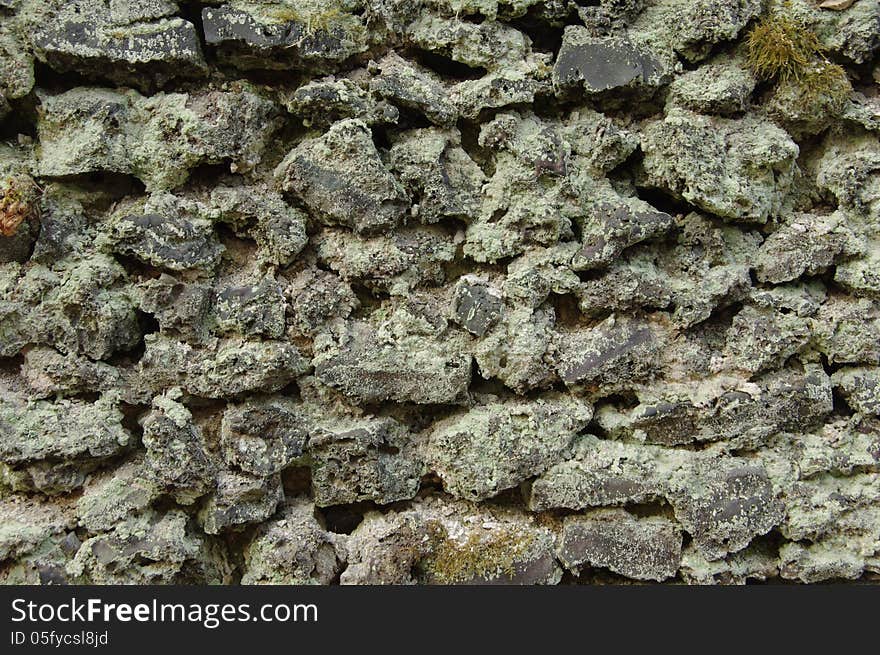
[426,394,593,501]
[67,509,232,584]
[199,471,284,534]
[275,119,409,235]
[30,1,206,91]
[241,498,344,585]
[141,394,217,505]
[109,213,222,272]
[553,315,663,391]
[558,509,683,581]
[313,319,471,405]
[308,416,422,506]
[220,397,309,476]
[553,28,666,95]
[202,2,369,71]
[451,275,503,337]
[640,109,799,223]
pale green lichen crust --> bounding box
[1,0,879,586]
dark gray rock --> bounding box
[451,276,503,337]
[110,213,222,272]
[275,119,409,235]
[553,315,663,391]
[30,1,206,91]
[572,200,674,271]
[202,4,368,71]
[553,27,665,95]
[558,509,682,581]
[221,398,309,477]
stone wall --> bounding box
[1,0,879,585]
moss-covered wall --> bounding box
[1,0,879,585]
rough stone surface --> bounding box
[1,0,878,588]
[558,510,683,581]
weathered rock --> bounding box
[221,397,309,477]
[371,52,457,126]
[631,0,762,63]
[558,509,683,581]
[208,184,308,267]
[679,542,778,585]
[529,437,785,560]
[137,334,310,400]
[668,459,785,561]
[571,195,674,271]
[667,59,755,115]
[451,275,503,337]
[240,498,344,585]
[787,0,880,64]
[308,415,422,506]
[812,296,880,366]
[109,211,223,272]
[640,109,799,223]
[213,274,286,339]
[407,14,530,70]
[0,22,33,105]
[756,211,857,284]
[552,315,664,392]
[343,497,561,585]
[0,491,80,584]
[38,86,280,191]
[141,393,217,505]
[28,0,206,91]
[202,1,369,71]
[313,226,456,295]
[199,470,284,534]
[832,367,880,415]
[452,55,551,119]
[67,509,232,584]
[285,268,358,337]
[722,305,812,374]
[0,495,76,562]
[313,319,471,404]
[0,393,131,495]
[388,128,484,224]
[2,254,141,360]
[285,76,398,128]
[426,394,593,501]
[596,366,833,447]
[528,435,679,511]
[553,27,667,95]
[275,119,409,235]
[75,456,159,533]
[22,347,123,399]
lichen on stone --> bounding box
[1,0,878,587]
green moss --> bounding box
[788,60,850,113]
[745,11,824,82]
[265,6,344,34]
[420,523,539,583]
[746,6,851,129]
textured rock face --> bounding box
[1,0,879,587]
[27,0,206,91]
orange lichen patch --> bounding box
[0,177,38,237]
